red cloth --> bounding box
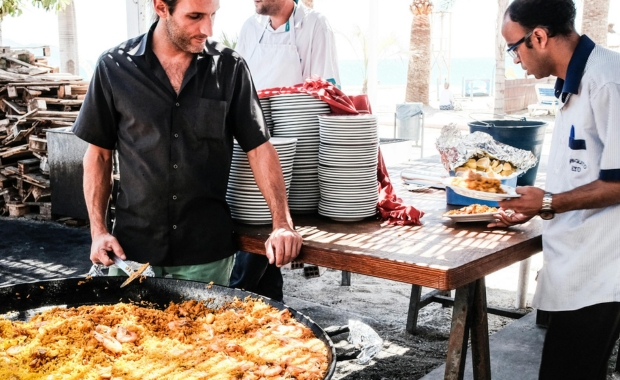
[258,77,359,115]
[377,151,425,225]
[259,76,424,225]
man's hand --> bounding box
[265,226,303,267]
[498,186,545,216]
[487,209,535,228]
[90,233,126,266]
[487,186,543,228]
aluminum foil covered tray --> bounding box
[435,124,538,178]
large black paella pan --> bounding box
[0,277,337,379]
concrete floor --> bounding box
[421,311,545,380]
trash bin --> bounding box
[395,103,423,142]
[47,127,90,220]
[468,120,547,186]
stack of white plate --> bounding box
[317,115,379,222]
[259,98,275,136]
[270,93,330,213]
[226,137,297,225]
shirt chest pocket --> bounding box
[566,125,590,176]
[193,98,228,140]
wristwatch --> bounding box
[539,192,555,220]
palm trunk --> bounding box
[58,0,79,75]
[494,0,509,115]
[405,1,432,104]
[581,0,610,46]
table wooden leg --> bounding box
[444,282,475,380]
[471,278,491,380]
[341,271,351,286]
[406,285,423,334]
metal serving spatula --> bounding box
[111,256,152,288]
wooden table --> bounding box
[234,159,543,380]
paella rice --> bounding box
[0,298,329,380]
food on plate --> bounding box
[450,170,506,194]
[455,153,516,178]
[444,204,499,216]
[0,298,328,380]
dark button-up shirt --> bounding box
[73,26,269,266]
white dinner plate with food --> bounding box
[446,183,521,201]
[442,212,497,222]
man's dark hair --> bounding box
[161,0,179,14]
[154,0,179,22]
[506,0,576,40]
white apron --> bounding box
[246,7,304,90]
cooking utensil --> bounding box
[0,277,337,379]
[110,256,151,288]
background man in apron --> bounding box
[232,0,341,301]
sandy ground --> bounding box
[2,96,618,379]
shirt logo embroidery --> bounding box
[569,158,587,172]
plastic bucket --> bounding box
[468,120,547,186]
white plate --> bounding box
[442,212,497,222]
[270,137,298,145]
[320,131,378,138]
[445,182,521,201]
[319,121,378,128]
[270,103,330,109]
[319,114,377,120]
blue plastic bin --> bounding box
[468,120,547,186]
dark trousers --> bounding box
[229,251,283,302]
[539,302,620,380]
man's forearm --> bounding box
[83,145,113,238]
[553,179,620,213]
[247,142,292,228]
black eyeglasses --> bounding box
[506,31,533,59]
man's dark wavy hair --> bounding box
[506,0,577,41]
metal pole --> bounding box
[514,257,532,309]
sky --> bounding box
[2,0,618,79]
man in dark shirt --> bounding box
[73,0,302,285]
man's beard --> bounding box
[256,0,282,16]
[165,16,206,54]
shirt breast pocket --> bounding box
[193,98,228,140]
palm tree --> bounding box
[57,0,78,75]
[405,0,433,104]
[494,0,508,115]
[581,0,610,46]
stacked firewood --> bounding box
[0,46,87,219]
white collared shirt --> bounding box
[236,1,340,90]
[533,45,620,311]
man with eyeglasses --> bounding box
[490,0,620,378]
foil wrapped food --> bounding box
[435,124,537,176]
